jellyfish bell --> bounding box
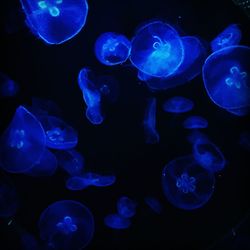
[144,196,163,214]
[0,72,19,98]
[183,115,208,129]
[117,196,137,218]
[104,213,131,229]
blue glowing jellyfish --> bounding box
[226,106,250,116]
[162,155,215,210]
[38,200,94,250]
[0,106,46,173]
[95,32,131,66]
[203,45,250,112]
[38,115,78,150]
[117,196,137,218]
[20,0,89,44]
[193,140,226,172]
[163,96,194,114]
[183,116,208,129]
[104,213,131,229]
[130,21,184,77]
[143,98,159,144]
[187,130,209,145]
[0,72,19,98]
[239,131,250,151]
[211,24,242,52]
[78,68,104,125]
[144,196,163,214]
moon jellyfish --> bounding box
[104,214,131,229]
[117,196,137,218]
[144,196,163,214]
[202,45,250,113]
[95,32,131,66]
[187,130,209,145]
[163,96,194,114]
[0,106,46,173]
[130,20,184,77]
[193,140,226,172]
[162,155,215,210]
[0,72,19,98]
[183,116,208,129]
[38,200,94,250]
[38,115,78,149]
[143,98,159,144]
[78,68,104,125]
[20,0,89,44]
[211,24,242,52]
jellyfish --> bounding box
[0,72,19,98]
[19,0,89,44]
[239,131,250,151]
[95,32,131,66]
[226,106,250,116]
[0,106,46,173]
[162,96,194,114]
[38,200,94,250]
[144,196,163,214]
[38,115,78,150]
[186,130,209,145]
[78,68,104,125]
[130,21,184,77]
[183,116,208,129]
[104,213,131,229]
[211,24,242,52]
[202,45,250,113]
[162,155,215,210]
[143,98,159,144]
[117,196,137,218]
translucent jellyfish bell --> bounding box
[95,32,131,66]
[117,196,137,218]
[183,115,208,129]
[0,106,46,173]
[20,0,89,44]
[162,155,215,210]
[144,196,163,214]
[202,45,250,111]
[104,213,131,230]
[38,200,94,250]
[0,72,19,98]
[130,21,184,77]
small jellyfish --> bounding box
[239,131,250,151]
[211,24,242,52]
[20,0,89,44]
[162,155,215,210]
[162,96,194,114]
[38,115,78,150]
[186,130,209,145]
[183,116,208,129]
[144,196,163,214]
[117,196,137,218]
[38,200,94,250]
[104,213,131,230]
[0,72,19,98]
[0,106,46,173]
[143,98,160,144]
[130,20,184,77]
[202,45,250,112]
[95,32,131,66]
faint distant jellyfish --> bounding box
[202,45,250,113]
[163,96,194,114]
[186,130,209,145]
[144,196,163,214]
[130,21,184,77]
[117,196,137,218]
[162,155,215,210]
[183,116,208,129]
[95,32,131,66]
[104,213,131,229]
[143,98,160,144]
[0,106,46,173]
[239,131,250,151]
[211,24,242,52]
[0,72,19,98]
[38,200,94,250]
[20,0,89,44]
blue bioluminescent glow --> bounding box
[183,116,208,129]
[187,130,209,145]
[117,196,137,218]
[144,196,163,214]
[104,213,131,229]
[0,72,19,98]
[239,131,250,151]
[95,32,131,66]
[20,0,89,44]
[38,200,94,250]
[162,155,215,210]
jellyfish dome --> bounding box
[95,32,131,66]
[20,0,89,44]
[38,200,94,250]
[162,155,215,210]
[0,106,46,173]
[130,21,184,77]
[117,196,137,218]
[104,213,131,230]
[144,196,163,214]
[202,45,250,111]
[183,116,208,129]
[0,72,19,98]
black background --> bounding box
[0,0,250,249]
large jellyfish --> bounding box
[38,200,94,250]
[211,24,242,52]
[117,196,137,218]
[0,106,46,173]
[202,45,250,113]
[162,155,215,210]
[104,213,131,230]
[130,20,184,77]
[0,72,19,98]
[19,0,89,44]
[183,116,208,129]
[95,32,131,66]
